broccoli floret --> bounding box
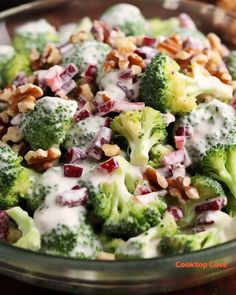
[13,19,59,54]
[100,234,125,253]
[0,146,37,209]
[140,53,233,114]
[160,228,221,255]
[2,53,31,86]
[148,144,174,168]
[20,96,77,150]
[149,17,179,37]
[64,115,106,150]
[87,156,167,237]
[111,107,167,166]
[62,40,111,74]
[200,144,236,215]
[226,51,236,80]
[175,99,236,166]
[115,212,178,259]
[0,46,16,88]
[40,207,101,259]
[100,3,149,36]
[6,206,41,251]
[178,175,225,228]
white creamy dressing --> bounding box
[205,211,236,242]
[97,69,140,101]
[0,45,15,61]
[38,96,77,115]
[34,166,82,234]
[64,115,106,149]
[101,4,143,26]
[16,19,57,35]
[183,99,236,163]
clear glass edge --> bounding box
[0,0,235,273]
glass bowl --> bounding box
[1,0,236,294]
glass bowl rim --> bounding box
[0,0,236,271]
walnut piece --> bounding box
[25,147,61,172]
[102,144,120,157]
[7,83,43,116]
[2,126,23,143]
[104,49,145,72]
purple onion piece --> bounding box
[66,147,87,163]
[195,196,227,213]
[167,206,184,221]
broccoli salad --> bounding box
[1,3,236,260]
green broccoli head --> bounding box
[200,144,236,215]
[0,146,36,209]
[20,96,78,150]
[99,234,125,253]
[115,211,178,259]
[226,51,236,80]
[0,46,16,88]
[6,206,41,251]
[2,53,31,86]
[160,228,221,255]
[13,19,59,54]
[178,175,225,228]
[175,99,236,166]
[100,3,149,36]
[62,41,111,73]
[87,156,167,237]
[111,107,167,166]
[140,53,233,114]
[148,144,174,168]
[64,115,106,150]
[40,207,101,259]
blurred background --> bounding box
[0,0,236,12]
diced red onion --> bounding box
[77,95,87,108]
[60,63,78,84]
[60,79,77,95]
[0,211,9,242]
[175,135,185,150]
[195,196,227,213]
[167,206,184,221]
[64,164,83,178]
[104,117,113,128]
[74,107,91,122]
[87,127,112,160]
[161,149,185,166]
[133,192,159,204]
[97,157,119,174]
[134,183,152,196]
[66,147,87,163]
[183,37,205,51]
[165,113,175,125]
[134,49,147,59]
[57,187,88,207]
[81,64,98,82]
[97,99,145,116]
[58,42,74,56]
[118,69,133,80]
[175,125,193,138]
[142,37,156,47]
[196,211,215,225]
[44,65,64,92]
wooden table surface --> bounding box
[0,0,235,294]
[1,272,236,295]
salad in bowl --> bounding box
[1,2,236,261]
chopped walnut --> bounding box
[69,31,90,44]
[102,144,120,157]
[0,111,10,124]
[2,126,23,143]
[25,147,61,172]
[157,34,183,59]
[104,49,145,72]
[30,44,62,71]
[0,87,15,103]
[7,83,43,117]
